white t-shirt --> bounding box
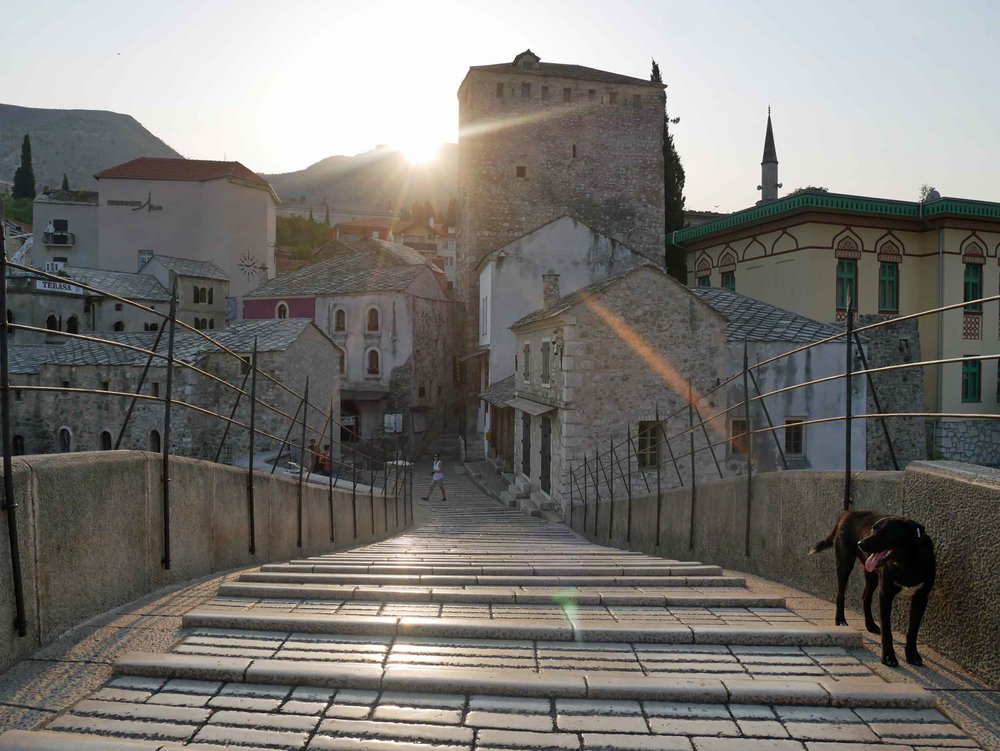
[432,460,444,481]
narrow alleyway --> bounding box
[0,467,984,750]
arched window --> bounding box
[58,427,72,453]
[366,307,380,332]
[194,318,204,330]
[13,435,24,456]
[46,314,60,331]
[149,430,161,452]
[6,310,14,337]
[100,431,112,450]
[199,287,208,304]
[208,318,215,330]
[367,349,380,375]
[339,352,346,375]
[208,288,214,305]
[334,309,346,332]
[66,315,79,334]
[149,322,158,332]
[276,302,288,319]
[113,321,125,332]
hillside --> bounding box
[264,143,458,212]
[0,103,182,191]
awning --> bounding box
[508,396,556,416]
[459,346,489,362]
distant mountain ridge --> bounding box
[0,103,182,191]
[263,144,458,213]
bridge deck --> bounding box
[0,467,993,750]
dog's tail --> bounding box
[809,528,836,556]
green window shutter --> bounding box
[721,271,735,291]
[697,275,711,288]
[964,264,983,312]
[836,259,857,309]
[878,262,898,313]
[962,356,981,403]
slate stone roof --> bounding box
[9,319,316,374]
[142,254,228,281]
[470,52,661,88]
[65,267,171,302]
[33,190,99,206]
[690,288,843,343]
[480,374,516,408]
[245,240,428,298]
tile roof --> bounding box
[9,319,317,374]
[95,158,276,200]
[480,374,516,408]
[33,190,99,206]
[142,254,228,281]
[511,262,665,328]
[244,240,429,298]
[690,288,844,343]
[470,51,662,88]
[65,267,171,302]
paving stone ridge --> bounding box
[0,467,984,750]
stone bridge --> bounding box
[0,463,998,750]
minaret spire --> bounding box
[757,108,780,204]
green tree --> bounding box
[787,185,829,196]
[61,173,70,191]
[308,208,314,222]
[12,134,36,200]
[652,60,686,282]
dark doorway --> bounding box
[521,412,531,477]
[540,416,551,494]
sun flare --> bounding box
[397,136,441,164]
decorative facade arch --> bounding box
[741,237,766,261]
[875,232,904,262]
[961,235,986,264]
[833,230,863,259]
[771,229,798,255]
[718,250,738,272]
[46,313,60,331]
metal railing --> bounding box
[0,249,414,639]
[567,294,1000,556]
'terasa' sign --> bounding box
[36,280,85,296]
[107,192,163,212]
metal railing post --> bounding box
[655,405,662,549]
[351,451,359,539]
[369,438,376,535]
[742,340,753,557]
[0,247,27,637]
[161,280,178,570]
[748,368,788,471]
[115,323,166,449]
[844,297,854,511]
[582,455,589,535]
[853,330,900,471]
[213,361,251,464]
[297,377,309,548]
[625,423,632,543]
[247,338,257,555]
[271,397,304,475]
[688,380,696,550]
[606,437,614,542]
[693,403,724,479]
[328,397,336,543]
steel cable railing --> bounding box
[0,250,414,640]
[568,294,1000,554]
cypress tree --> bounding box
[651,60,687,281]
[61,173,70,191]
[308,207,314,222]
[12,133,36,199]
[324,205,330,226]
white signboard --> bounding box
[36,279,85,296]
[383,413,403,433]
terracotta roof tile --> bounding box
[95,158,269,188]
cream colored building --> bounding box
[675,192,1000,464]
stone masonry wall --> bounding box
[930,419,1000,467]
[457,68,666,350]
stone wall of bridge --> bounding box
[568,461,1000,688]
[0,451,410,675]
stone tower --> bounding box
[757,108,780,204]
[455,50,666,349]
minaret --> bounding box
[757,107,781,204]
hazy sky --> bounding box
[4,0,998,211]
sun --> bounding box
[396,136,441,164]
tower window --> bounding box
[520,82,531,98]
[632,94,642,107]
[609,92,618,105]
[563,87,572,102]
[588,89,596,101]
[516,166,526,178]
[334,309,346,332]
[541,85,550,100]
[572,145,577,158]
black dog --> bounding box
[810,511,935,667]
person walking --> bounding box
[422,453,446,501]
[320,444,332,476]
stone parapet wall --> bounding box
[929,419,1000,467]
[0,451,410,675]
[568,461,1000,688]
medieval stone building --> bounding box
[456,50,666,352]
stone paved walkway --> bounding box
[0,467,991,750]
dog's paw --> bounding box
[906,650,923,666]
[882,652,899,667]
[835,616,848,627]
[866,623,881,635]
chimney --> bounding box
[42,184,51,195]
[542,270,561,309]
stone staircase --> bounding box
[0,469,980,750]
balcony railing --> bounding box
[43,232,75,247]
